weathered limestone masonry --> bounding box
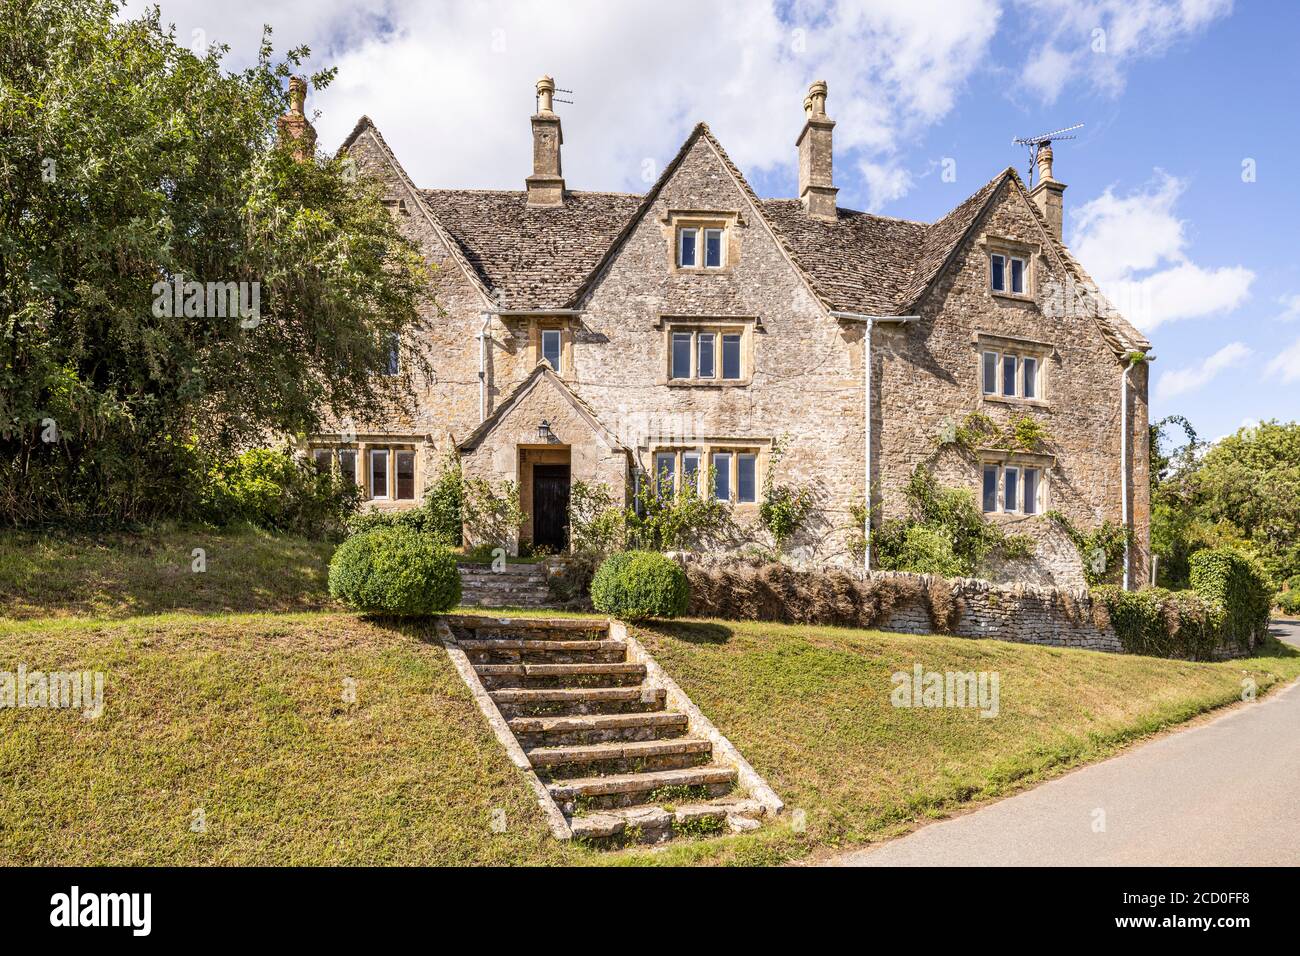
[298,73,1152,589]
[871,571,1251,660]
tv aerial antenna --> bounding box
[1013,123,1083,186]
[536,85,575,111]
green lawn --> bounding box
[2,529,1296,866]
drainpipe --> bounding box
[477,312,491,423]
[831,312,918,577]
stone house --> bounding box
[300,76,1152,589]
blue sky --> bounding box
[129,0,1300,441]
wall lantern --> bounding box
[537,420,552,442]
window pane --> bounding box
[982,465,999,513]
[396,451,415,500]
[982,351,998,394]
[385,335,399,376]
[1004,467,1019,513]
[682,453,701,493]
[313,449,332,474]
[712,453,731,501]
[990,254,1005,291]
[1023,468,1039,515]
[722,334,742,380]
[671,332,692,379]
[1010,258,1025,294]
[338,450,357,487]
[542,330,562,371]
[370,450,388,498]
[655,453,676,497]
[737,454,757,503]
[697,333,715,378]
[679,228,697,267]
[705,229,723,267]
[1022,356,1038,399]
[1002,354,1017,397]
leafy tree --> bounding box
[0,0,432,526]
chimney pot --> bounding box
[1029,141,1067,239]
[527,74,564,206]
[796,80,837,221]
[277,75,317,162]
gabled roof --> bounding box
[342,116,1149,354]
[457,363,630,454]
[422,190,642,311]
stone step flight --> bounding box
[437,614,783,846]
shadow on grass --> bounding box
[641,620,734,645]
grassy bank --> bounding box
[0,528,336,619]
[0,612,582,865]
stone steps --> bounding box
[475,661,647,689]
[460,638,628,665]
[509,711,690,748]
[528,737,714,775]
[449,614,773,845]
[458,563,557,609]
[489,685,667,718]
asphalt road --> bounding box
[829,620,1300,867]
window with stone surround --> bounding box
[983,236,1037,300]
[528,318,572,375]
[666,210,739,273]
[647,442,763,505]
[978,334,1049,405]
[312,442,418,502]
[664,319,752,384]
[981,460,1045,515]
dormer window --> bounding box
[676,226,725,269]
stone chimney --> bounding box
[797,80,837,221]
[526,75,564,206]
[1029,142,1067,239]
[277,76,317,162]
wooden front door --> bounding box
[531,464,571,552]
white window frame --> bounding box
[981,346,1045,402]
[394,450,416,501]
[677,227,699,268]
[369,449,390,500]
[703,228,725,269]
[980,461,1045,515]
[541,328,562,372]
[654,451,677,496]
[665,323,749,384]
[990,250,1031,296]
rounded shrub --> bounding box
[328,527,461,615]
[590,550,689,621]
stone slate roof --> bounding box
[344,115,1148,354]
[422,189,642,312]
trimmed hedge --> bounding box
[1094,547,1272,659]
[1189,548,1273,648]
[590,551,689,621]
[328,527,461,616]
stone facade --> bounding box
[309,78,1152,587]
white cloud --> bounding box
[124,0,1000,211]
[1016,0,1233,103]
[1155,341,1251,401]
[1275,293,1300,322]
[1265,336,1300,385]
[1069,170,1254,332]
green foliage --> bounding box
[626,469,731,552]
[873,466,1027,578]
[461,477,525,551]
[589,551,690,621]
[1093,547,1272,659]
[568,480,626,558]
[327,527,460,615]
[1045,511,1130,587]
[1275,590,1300,616]
[1189,548,1273,649]
[1151,419,1300,588]
[759,437,814,551]
[0,1,432,527]
[950,412,1052,454]
[202,448,358,537]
